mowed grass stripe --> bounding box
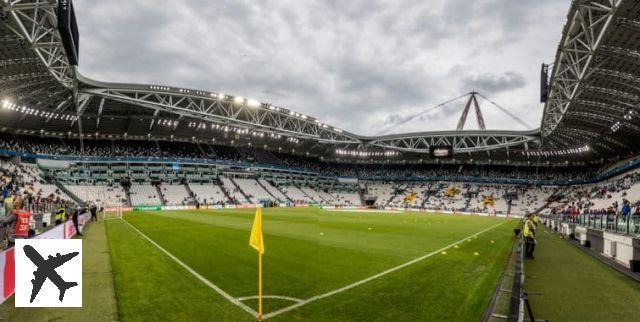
[108,208,516,321]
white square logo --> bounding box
[14,239,82,307]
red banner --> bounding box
[1,248,14,301]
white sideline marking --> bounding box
[119,218,259,318]
[237,295,304,303]
[262,220,508,320]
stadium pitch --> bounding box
[105,208,516,321]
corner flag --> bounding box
[249,208,264,254]
[249,207,264,321]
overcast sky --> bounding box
[74,0,570,136]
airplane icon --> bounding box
[23,245,79,303]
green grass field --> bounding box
[104,208,516,321]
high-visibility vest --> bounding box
[523,219,535,237]
[56,207,66,221]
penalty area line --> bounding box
[263,220,509,320]
[119,218,259,318]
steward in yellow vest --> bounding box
[523,214,537,259]
[55,205,66,225]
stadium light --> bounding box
[234,96,245,104]
[247,99,260,107]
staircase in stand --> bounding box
[123,186,133,207]
[298,185,317,203]
[216,177,233,204]
[359,190,366,206]
[420,185,431,208]
[274,183,293,203]
[53,179,84,205]
[184,182,195,201]
[464,194,473,211]
[256,179,278,201]
[385,184,404,207]
[229,177,252,203]
[155,184,167,206]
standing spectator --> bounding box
[621,199,631,217]
[90,203,98,222]
[523,213,537,259]
[72,207,83,237]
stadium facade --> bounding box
[0,0,638,211]
[1,1,640,321]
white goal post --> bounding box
[103,205,124,220]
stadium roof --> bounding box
[0,0,638,163]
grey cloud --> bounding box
[74,0,570,135]
[460,72,527,95]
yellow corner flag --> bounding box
[249,207,264,321]
[249,208,265,254]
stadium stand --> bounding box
[159,184,191,206]
[130,184,162,206]
[332,191,362,206]
[281,186,315,204]
[0,160,69,203]
[233,178,274,203]
[219,176,250,204]
[65,184,126,207]
[257,179,289,203]
[189,183,228,205]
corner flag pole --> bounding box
[258,250,263,321]
[249,208,265,321]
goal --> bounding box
[103,205,124,220]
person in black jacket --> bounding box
[72,207,83,237]
[90,204,98,222]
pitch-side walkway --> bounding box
[0,219,119,322]
[525,226,640,322]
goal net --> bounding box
[103,205,124,220]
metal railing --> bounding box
[547,213,640,235]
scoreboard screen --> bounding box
[430,146,453,158]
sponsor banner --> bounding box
[279,203,288,208]
[236,204,259,209]
[0,248,15,303]
[161,205,188,211]
[64,220,76,238]
[34,224,64,240]
[294,203,309,208]
[321,206,337,210]
[133,205,162,211]
[224,205,237,209]
[209,205,223,209]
